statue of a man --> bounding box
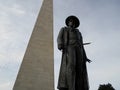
[57,16,91,90]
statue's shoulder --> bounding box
[61,26,68,30]
[60,26,66,30]
[59,27,67,35]
[75,29,82,36]
[60,26,68,32]
[75,28,80,33]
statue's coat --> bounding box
[57,27,89,90]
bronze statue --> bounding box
[57,16,91,90]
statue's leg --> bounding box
[66,46,76,90]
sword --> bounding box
[83,42,91,45]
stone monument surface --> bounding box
[13,0,54,90]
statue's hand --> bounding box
[87,59,92,63]
[58,44,63,50]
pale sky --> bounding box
[0,0,120,90]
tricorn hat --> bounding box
[65,15,80,28]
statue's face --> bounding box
[68,20,75,28]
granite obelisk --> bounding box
[13,0,54,90]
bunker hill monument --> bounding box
[13,0,54,90]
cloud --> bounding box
[0,3,26,17]
[0,81,13,90]
[0,0,43,64]
[9,4,26,15]
[0,0,43,90]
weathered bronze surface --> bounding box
[57,16,91,90]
